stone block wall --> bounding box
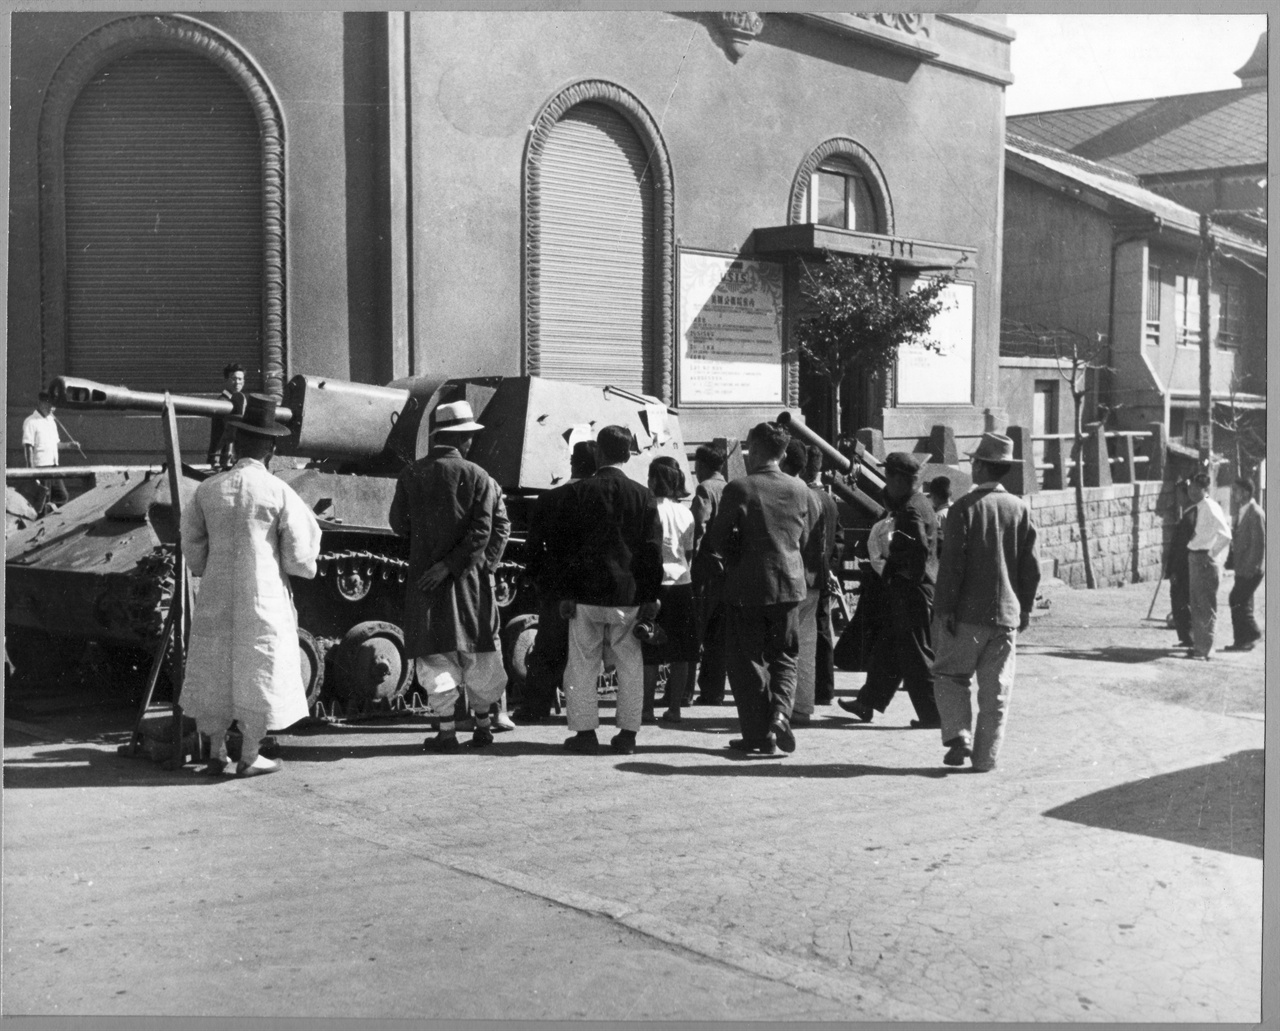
[1026,481,1173,588]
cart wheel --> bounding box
[332,621,410,705]
[297,628,325,712]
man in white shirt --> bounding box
[1184,472,1232,660]
[21,390,66,514]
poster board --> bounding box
[895,278,975,406]
[678,250,785,405]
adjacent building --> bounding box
[8,11,1014,466]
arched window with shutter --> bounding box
[524,81,674,400]
[39,17,286,395]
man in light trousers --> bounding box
[931,432,1040,773]
[1183,471,1232,660]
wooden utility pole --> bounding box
[1197,213,1214,466]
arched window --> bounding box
[788,137,894,235]
[807,157,880,232]
[39,16,286,395]
[524,82,674,399]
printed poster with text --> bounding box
[896,279,975,405]
[679,252,784,404]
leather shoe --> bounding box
[610,731,637,755]
[1223,642,1256,652]
[771,715,796,753]
[202,758,231,777]
[469,725,494,748]
[236,758,282,778]
[658,710,682,725]
[942,738,971,767]
[838,699,874,723]
[423,733,461,753]
[491,713,516,732]
[563,731,599,754]
[727,737,776,755]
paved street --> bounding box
[2,578,1267,1023]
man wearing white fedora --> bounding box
[390,398,511,751]
[931,431,1041,772]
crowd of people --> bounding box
[175,384,1261,779]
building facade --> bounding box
[8,11,1013,464]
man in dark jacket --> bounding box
[390,400,511,751]
[702,422,819,755]
[838,452,941,727]
[558,425,663,756]
[932,432,1040,772]
[206,362,245,470]
[805,445,842,707]
[512,441,599,722]
[690,443,729,705]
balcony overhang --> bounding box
[753,224,976,272]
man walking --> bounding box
[1225,477,1265,652]
[838,452,941,728]
[181,394,322,777]
[690,443,729,706]
[702,422,819,755]
[558,425,663,756]
[22,389,68,515]
[390,400,511,750]
[512,440,599,722]
[1183,471,1232,660]
[805,445,842,708]
[932,432,1040,772]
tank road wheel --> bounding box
[297,628,325,713]
[331,621,411,712]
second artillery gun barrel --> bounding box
[51,376,295,423]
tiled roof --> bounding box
[1006,138,1267,259]
[1007,87,1266,176]
[1004,132,1140,186]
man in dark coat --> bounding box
[805,445,842,707]
[206,362,245,470]
[689,443,729,705]
[558,425,663,756]
[701,422,819,755]
[839,452,941,727]
[390,399,511,751]
[1166,481,1196,649]
[512,440,599,722]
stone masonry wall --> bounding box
[1027,481,1173,588]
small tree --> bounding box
[1211,371,1266,483]
[787,253,953,434]
[1002,319,1111,589]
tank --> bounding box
[7,373,686,717]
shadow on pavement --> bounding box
[1031,646,1184,664]
[615,760,950,778]
[3,747,227,789]
[1043,749,1262,859]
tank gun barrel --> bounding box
[50,376,294,424]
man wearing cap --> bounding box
[838,452,941,728]
[22,389,68,515]
[932,432,1040,772]
[207,363,246,470]
[182,393,323,777]
[1182,471,1232,660]
[391,399,511,750]
[701,421,819,755]
[557,424,663,755]
[512,440,599,723]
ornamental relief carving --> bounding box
[856,13,932,37]
[713,11,765,62]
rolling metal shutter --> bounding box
[536,103,654,393]
[63,49,263,393]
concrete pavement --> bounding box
[2,579,1266,1022]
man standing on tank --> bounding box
[207,362,246,470]
[390,399,511,751]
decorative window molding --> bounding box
[788,138,894,236]
[523,79,675,402]
[37,15,287,396]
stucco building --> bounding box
[7,11,1013,465]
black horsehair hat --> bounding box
[226,393,291,437]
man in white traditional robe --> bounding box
[181,393,322,777]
